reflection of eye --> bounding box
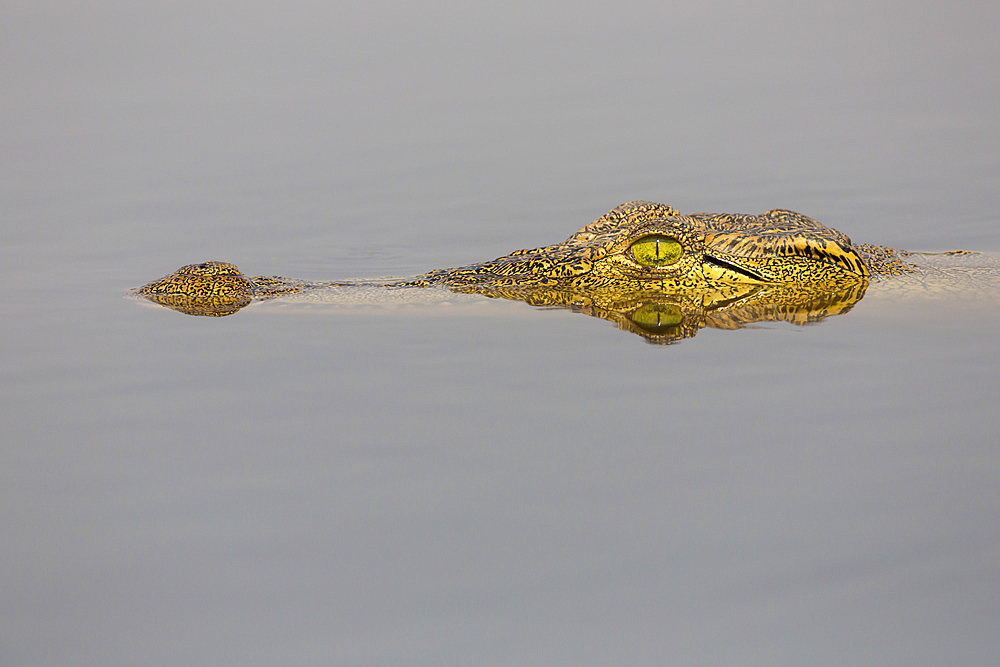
[629,303,683,333]
[629,235,682,267]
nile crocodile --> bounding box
[134,201,998,343]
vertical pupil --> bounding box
[630,234,681,267]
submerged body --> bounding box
[135,201,992,343]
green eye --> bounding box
[630,235,682,267]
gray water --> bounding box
[3,2,1000,664]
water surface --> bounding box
[3,2,1000,664]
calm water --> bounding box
[4,2,1000,664]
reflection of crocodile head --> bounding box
[452,281,868,344]
[595,284,869,345]
[134,201,915,341]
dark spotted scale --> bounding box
[137,201,917,317]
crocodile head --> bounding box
[406,201,873,291]
[134,202,903,330]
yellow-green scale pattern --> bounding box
[396,201,911,291]
[137,201,916,315]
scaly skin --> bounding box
[136,201,963,341]
[136,261,306,317]
[397,201,910,290]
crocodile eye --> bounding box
[629,234,682,268]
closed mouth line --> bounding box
[705,255,769,281]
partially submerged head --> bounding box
[419,201,873,292]
[139,261,256,297]
[136,261,260,316]
[134,202,885,320]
